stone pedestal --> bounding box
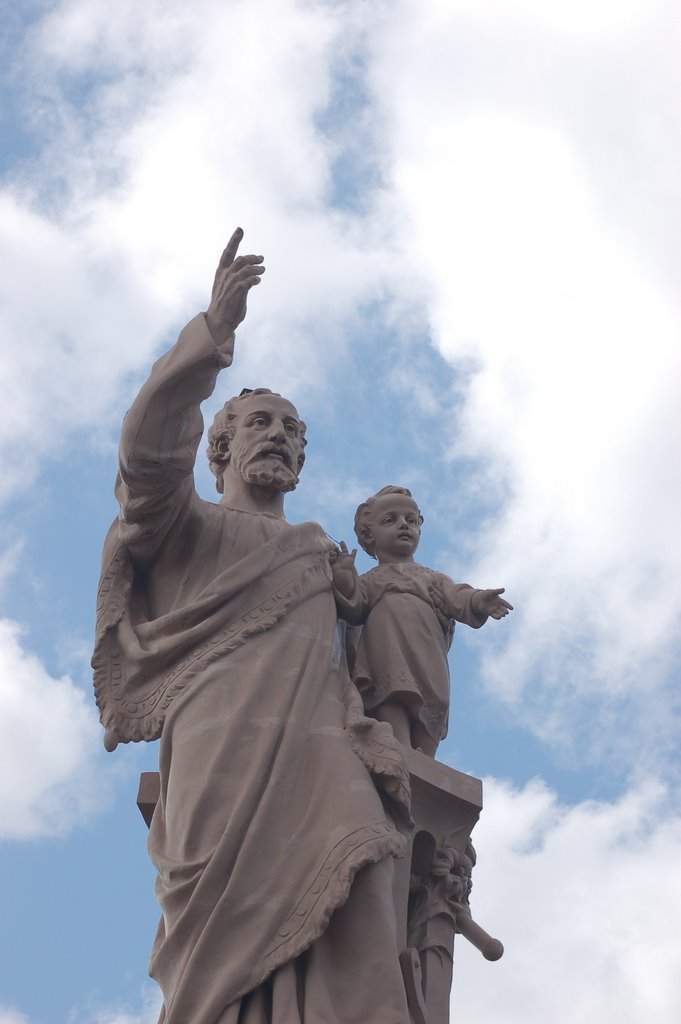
[395,747,503,1024]
[136,748,501,1024]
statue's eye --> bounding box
[285,422,298,436]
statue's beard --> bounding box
[232,448,300,493]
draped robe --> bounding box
[93,316,413,1024]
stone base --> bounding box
[136,747,501,1024]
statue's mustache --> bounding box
[248,444,294,470]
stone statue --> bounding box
[92,230,415,1023]
[330,485,512,756]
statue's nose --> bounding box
[268,421,286,441]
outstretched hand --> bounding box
[329,541,358,599]
[205,227,265,347]
[475,588,513,620]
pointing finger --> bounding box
[218,227,244,269]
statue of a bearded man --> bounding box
[93,229,413,1024]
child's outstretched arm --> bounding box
[434,576,512,627]
[329,541,368,624]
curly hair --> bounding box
[206,388,307,494]
[354,485,423,558]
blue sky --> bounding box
[1,1,680,1021]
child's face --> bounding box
[369,493,422,563]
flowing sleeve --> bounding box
[115,314,234,561]
[438,574,488,629]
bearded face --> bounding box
[231,436,300,492]
[227,394,305,494]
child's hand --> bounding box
[475,588,513,620]
[329,541,358,598]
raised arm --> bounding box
[116,229,265,557]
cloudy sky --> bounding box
[1,1,680,1021]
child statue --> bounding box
[330,486,512,757]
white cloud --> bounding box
[0,192,166,493]
[0,1007,30,1024]
[365,2,681,766]
[430,0,659,41]
[0,0,413,504]
[1,0,678,772]
[68,985,162,1024]
[451,776,681,1023]
[0,619,102,839]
